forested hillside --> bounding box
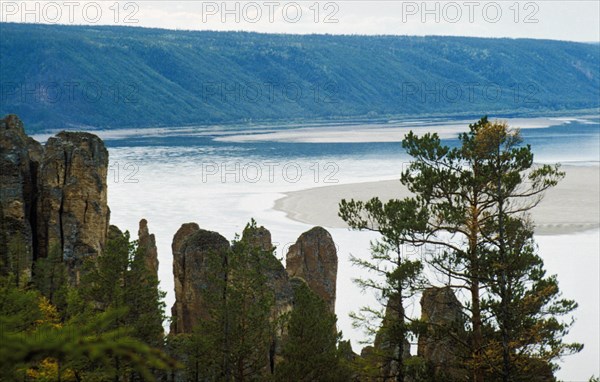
[1,23,598,131]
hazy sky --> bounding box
[1,1,599,42]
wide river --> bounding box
[38,115,599,380]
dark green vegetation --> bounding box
[168,221,352,382]
[275,281,352,382]
[339,117,582,381]
[1,23,599,132]
[0,227,175,381]
[0,117,591,381]
[0,220,351,381]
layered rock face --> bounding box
[285,226,338,313]
[0,115,42,282]
[170,223,230,334]
[359,287,466,381]
[372,294,412,380]
[37,131,109,282]
[170,224,338,335]
[418,287,467,381]
[0,114,110,284]
[138,218,159,276]
[241,224,293,317]
[241,224,273,252]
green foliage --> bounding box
[77,226,166,346]
[180,220,277,381]
[276,282,352,382]
[398,117,579,380]
[339,195,427,381]
[480,218,582,379]
[1,23,599,132]
[33,244,69,313]
[340,117,581,381]
[68,225,169,379]
[127,239,167,349]
[0,275,175,381]
[3,225,174,380]
[78,226,132,311]
[3,232,31,287]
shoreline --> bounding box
[274,165,600,236]
[29,111,599,144]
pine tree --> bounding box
[474,123,582,380]
[227,231,275,380]
[125,237,166,349]
[72,225,171,380]
[480,216,581,380]
[183,220,276,381]
[276,281,352,382]
[0,274,175,381]
[340,117,581,381]
[338,198,427,382]
[33,243,69,313]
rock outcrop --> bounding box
[138,218,159,276]
[37,131,109,283]
[285,226,338,313]
[0,115,42,283]
[171,222,299,336]
[0,115,110,284]
[240,224,294,372]
[417,287,467,381]
[241,224,293,317]
[170,223,230,334]
[241,223,273,253]
[170,223,340,340]
[372,294,412,381]
[358,288,467,382]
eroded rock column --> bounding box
[37,131,109,283]
[170,223,229,334]
[285,226,338,313]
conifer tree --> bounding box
[184,220,276,381]
[33,244,69,313]
[340,117,581,381]
[339,198,427,382]
[276,281,352,382]
[0,273,175,381]
[72,225,170,380]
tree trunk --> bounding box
[470,194,484,382]
[222,251,231,381]
[497,144,511,382]
[395,300,405,382]
[471,277,484,382]
[395,247,405,382]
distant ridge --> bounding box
[1,23,599,132]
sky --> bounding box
[1,0,599,42]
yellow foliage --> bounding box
[35,296,61,329]
[25,297,79,380]
[26,358,76,381]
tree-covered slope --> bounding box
[1,23,598,131]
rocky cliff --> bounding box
[37,131,109,283]
[0,115,110,284]
[0,115,41,284]
[241,224,294,317]
[170,224,339,334]
[356,287,467,381]
[417,287,467,381]
[138,218,159,276]
[285,226,338,313]
[371,294,412,381]
[170,223,230,334]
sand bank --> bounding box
[274,165,600,235]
